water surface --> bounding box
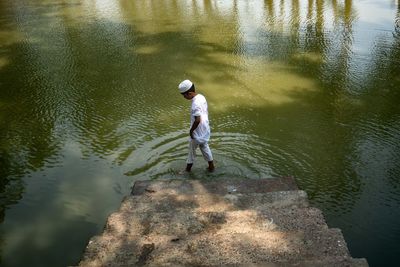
[0,0,399,266]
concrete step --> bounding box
[102,191,312,239]
[79,228,351,266]
[276,256,369,267]
[77,178,369,267]
[103,206,328,238]
[224,191,309,211]
[119,190,310,215]
[81,200,344,266]
[136,229,350,266]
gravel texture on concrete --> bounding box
[77,177,368,267]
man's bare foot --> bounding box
[207,161,215,172]
[185,163,193,172]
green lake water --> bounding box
[0,0,399,266]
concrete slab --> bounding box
[77,178,368,267]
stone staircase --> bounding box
[78,177,368,266]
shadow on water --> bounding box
[0,0,399,266]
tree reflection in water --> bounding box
[0,0,399,266]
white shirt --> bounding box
[190,94,210,144]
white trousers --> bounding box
[186,139,213,164]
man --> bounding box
[179,79,215,172]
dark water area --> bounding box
[0,0,399,266]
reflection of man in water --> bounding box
[179,79,215,172]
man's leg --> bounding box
[207,161,215,172]
[186,163,193,172]
[199,142,214,172]
[186,139,197,172]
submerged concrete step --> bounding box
[131,177,299,196]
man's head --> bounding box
[178,79,196,100]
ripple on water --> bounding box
[118,131,314,183]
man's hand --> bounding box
[189,116,201,139]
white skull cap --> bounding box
[178,79,193,93]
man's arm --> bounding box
[190,116,201,139]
